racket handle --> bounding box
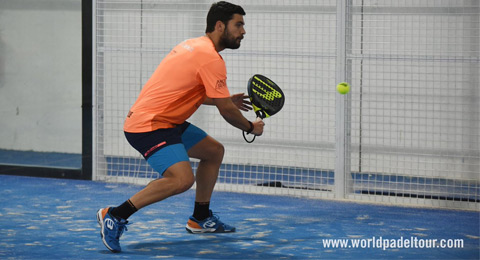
[255,110,266,119]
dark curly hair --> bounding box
[205,1,246,33]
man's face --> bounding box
[220,14,246,49]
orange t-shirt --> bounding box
[124,36,231,133]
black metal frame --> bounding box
[81,0,93,180]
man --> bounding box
[96,1,264,253]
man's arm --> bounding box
[212,97,264,136]
[203,97,215,105]
[205,93,251,111]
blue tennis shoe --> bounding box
[96,207,129,253]
[185,210,235,233]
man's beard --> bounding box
[220,29,242,49]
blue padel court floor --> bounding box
[0,174,478,260]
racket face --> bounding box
[247,74,285,118]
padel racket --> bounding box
[243,74,285,143]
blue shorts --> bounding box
[124,122,207,175]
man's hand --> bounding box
[213,97,263,135]
[231,93,252,112]
[251,117,265,136]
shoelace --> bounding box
[115,221,130,239]
[207,212,232,230]
[210,212,221,222]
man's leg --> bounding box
[129,161,195,209]
[184,135,235,233]
[97,142,193,253]
[187,135,224,203]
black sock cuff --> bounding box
[127,199,138,211]
[111,199,138,220]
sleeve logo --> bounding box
[215,79,227,90]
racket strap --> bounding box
[243,131,256,143]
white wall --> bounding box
[0,0,82,153]
[95,1,479,180]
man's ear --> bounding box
[215,20,225,32]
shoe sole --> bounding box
[185,224,235,234]
[97,209,120,253]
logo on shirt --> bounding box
[181,41,194,52]
[215,79,227,90]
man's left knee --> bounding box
[210,141,224,161]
